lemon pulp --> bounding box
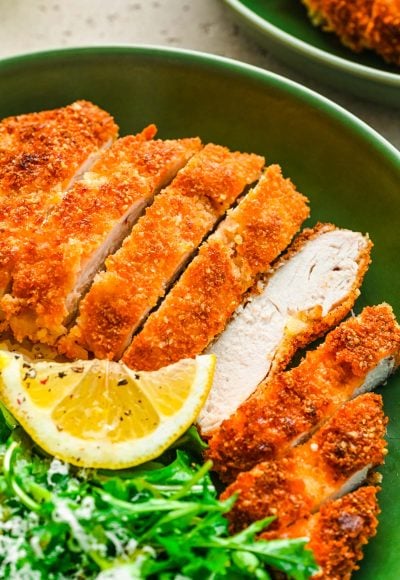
[0,351,215,468]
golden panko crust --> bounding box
[0,101,118,300]
[123,165,309,371]
[302,0,400,65]
[220,457,313,534]
[207,302,398,483]
[269,486,380,579]
[222,394,386,536]
[0,100,118,197]
[308,486,380,579]
[315,394,387,479]
[3,131,201,345]
[61,143,264,360]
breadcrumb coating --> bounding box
[221,394,386,536]
[302,0,400,65]
[122,165,309,371]
[0,100,117,198]
[208,304,399,482]
[0,101,118,305]
[61,143,264,360]
[370,1,400,65]
[280,486,380,580]
[2,130,201,344]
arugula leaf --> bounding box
[0,410,318,579]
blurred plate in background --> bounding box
[223,0,400,107]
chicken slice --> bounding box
[0,100,117,199]
[2,129,201,344]
[221,393,387,536]
[276,486,380,580]
[122,165,309,371]
[0,101,118,305]
[301,0,373,50]
[60,143,264,360]
[301,0,400,66]
[208,303,400,482]
[370,0,400,66]
[199,223,372,435]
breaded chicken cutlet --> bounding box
[0,101,117,316]
[276,486,380,580]
[122,165,309,371]
[199,223,372,435]
[207,304,400,482]
[60,143,264,360]
[221,393,387,536]
[0,100,396,580]
[1,128,201,344]
[302,0,400,65]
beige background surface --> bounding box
[0,0,399,148]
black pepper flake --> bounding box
[23,368,37,380]
[58,371,67,378]
[134,373,140,380]
[117,378,128,386]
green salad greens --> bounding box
[0,407,318,579]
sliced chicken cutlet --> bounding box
[370,0,400,65]
[221,393,387,536]
[2,128,201,344]
[302,0,400,65]
[199,223,372,435]
[122,165,309,371]
[0,101,118,303]
[278,486,380,580]
[0,100,117,199]
[60,143,264,360]
[208,304,400,482]
[302,0,373,48]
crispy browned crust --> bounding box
[221,394,386,535]
[314,395,387,479]
[0,101,118,297]
[302,0,373,49]
[279,486,380,580]
[60,143,264,360]
[122,165,309,371]
[302,0,400,65]
[0,100,117,197]
[309,486,380,579]
[207,304,399,482]
[369,1,400,65]
[221,456,314,534]
[2,131,201,344]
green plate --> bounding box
[223,0,400,107]
[0,46,399,579]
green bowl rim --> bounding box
[223,0,400,87]
[0,44,399,167]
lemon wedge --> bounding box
[0,351,215,469]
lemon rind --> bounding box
[0,354,216,469]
